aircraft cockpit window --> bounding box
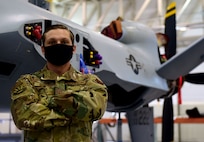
[0,61,16,76]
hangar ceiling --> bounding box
[48,0,204,48]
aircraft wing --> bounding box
[156,36,204,80]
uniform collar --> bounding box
[39,65,81,81]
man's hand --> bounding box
[48,93,77,117]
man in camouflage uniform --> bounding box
[11,24,108,142]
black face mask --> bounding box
[44,44,73,66]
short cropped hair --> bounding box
[41,24,74,46]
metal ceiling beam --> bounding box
[85,0,100,26]
[67,1,81,19]
[82,0,87,26]
[94,0,115,31]
[118,0,124,18]
[123,0,135,20]
[134,0,151,21]
[47,0,204,48]
[157,0,164,25]
[177,0,191,20]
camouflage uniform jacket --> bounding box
[11,65,108,142]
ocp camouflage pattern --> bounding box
[11,65,108,142]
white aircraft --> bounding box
[0,0,204,113]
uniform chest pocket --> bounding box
[65,84,88,92]
[34,82,55,97]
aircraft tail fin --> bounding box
[157,37,204,80]
[157,1,204,80]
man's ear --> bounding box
[73,45,76,53]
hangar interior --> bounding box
[1,0,204,142]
